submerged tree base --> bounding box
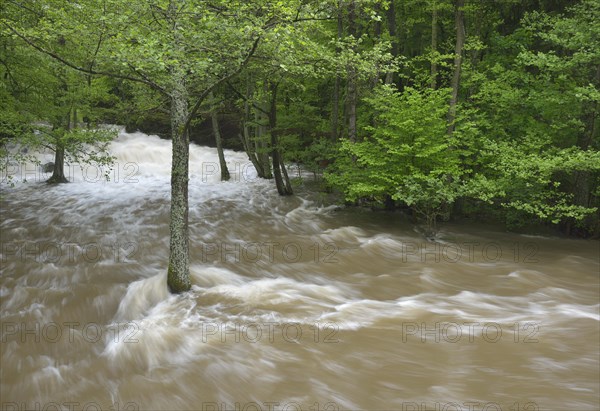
[46,175,68,184]
[167,263,191,294]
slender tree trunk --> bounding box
[268,82,293,196]
[430,1,438,90]
[332,77,341,139]
[371,4,383,88]
[256,114,272,179]
[280,154,293,193]
[239,80,267,178]
[447,0,465,136]
[470,5,482,67]
[346,0,357,142]
[385,1,397,85]
[467,4,483,99]
[569,66,600,235]
[347,72,357,142]
[331,2,343,138]
[332,78,341,139]
[167,0,191,293]
[256,85,273,179]
[399,1,411,90]
[240,129,265,178]
[210,92,230,181]
[167,76,191,293]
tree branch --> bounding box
[225,80,269,116]
[6,0,47,20]
[183,36,262,136]
[0,57,20,90]
[1,21,168,95]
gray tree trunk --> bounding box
[256,89,273,179]
[239,128,266,178]
[167,77,191,293]
[167,1,191,293]
[346,0,357,142]
[268,82,293,196]
[385,1,397,85]
[239,81,267,178]
[210,92,230,181]
[447,0,465,136]
[569,66,599,235]
[48,145,67,184]
[331,2,343,139]
[430,2,438,90]
[48,111,70,184]
[280,155,293,193]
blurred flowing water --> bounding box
[1,130,599,411]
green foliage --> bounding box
[281,134,338,178]
[3,0,598,235]
[1,124,117,184]
[463,0,599,230]
[469,140,599,224]
[323,0,599,233]
[0,24,117,184]
[326,85,464,228]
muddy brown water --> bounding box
[1,131,599,410]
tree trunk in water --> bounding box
[239,128,265,178]
[166,0,191,294]
[430,1,438,90]
[280,155,293,193]
[210,92,230,181]
[48,145,68,184]
[447,0,465,136]
[48,110,70,184]
[268,82,293,196]
[167,76,191,294]
[239,82,267,178]
[256,91,273,179]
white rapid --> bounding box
[1,130,599,411]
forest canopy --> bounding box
[1,0,599,238]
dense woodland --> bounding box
[1,1,599,289]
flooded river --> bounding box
[1,130,598,410]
